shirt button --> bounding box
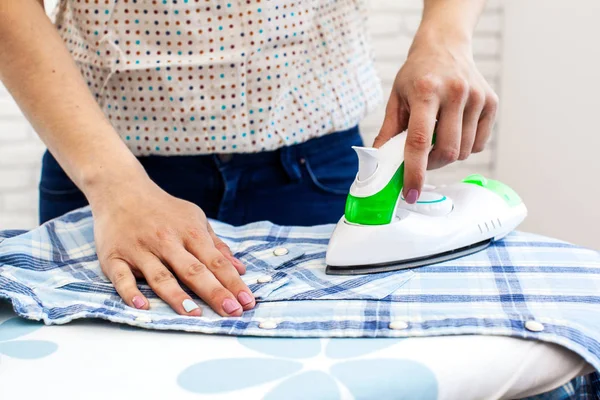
[135,315,152,323]
[257,275,273,284]
[525,320,545,332]
[259,320,278,330]
[273,247,289,256]
[388,320,409,330]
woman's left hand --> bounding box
[373,30,498,205]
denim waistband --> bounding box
[205,125,361,189]
[210,125,361,169]
[42,126,362,184]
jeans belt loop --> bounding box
[280,145,302,183]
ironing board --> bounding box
[0,300,592,399]
[1,207,600,399]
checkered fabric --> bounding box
[1,206,599,393]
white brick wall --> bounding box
[0,1,503,229]
[0,98,46,229]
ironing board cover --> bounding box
[0,207,599,378]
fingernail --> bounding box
[132,296,146,309]
[405,189,419,204]
[238,291,254,306]
[222,298,242,314]
[182,299,200,313]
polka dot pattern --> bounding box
[54,0,382,155]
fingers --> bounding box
[207,223,245,275]
[403,77,440,203]
[427,79,468,170]
[473,92,499,153]
[458,88,485,160]
[104,222,254,317]
[162,247,254,317]
[133,253,203,317]
[373,92,410,148]
[103,258,149,310]
[185,232,255,314]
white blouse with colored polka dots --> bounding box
[54,0,383,155]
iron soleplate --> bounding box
[325,238,493,275]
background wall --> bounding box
[497,0,600,249]
[0,0,504,230]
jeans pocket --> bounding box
[297,128,363,195]
[302,150,359,195]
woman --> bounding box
[0,0,497,317]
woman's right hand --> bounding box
[90,177,255,317]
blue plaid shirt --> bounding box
[0,207,599,397]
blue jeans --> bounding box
[39,126,362,226]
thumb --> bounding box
[372,94,409,149]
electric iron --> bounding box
[325,132,527,275]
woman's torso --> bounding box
[54,0,382,155]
